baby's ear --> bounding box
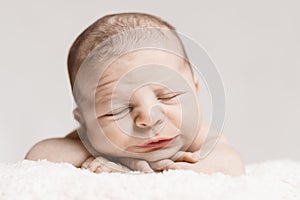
[73,108,83,124]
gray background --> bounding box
[0,0,299,164]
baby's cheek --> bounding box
[164,105,182,128]
[98,119,134,149]
[98,120,119,143]
[165,102,200,147]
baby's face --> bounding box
[91,49,201,161]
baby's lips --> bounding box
[139,135,178,147]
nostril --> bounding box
[134,114,152,128]
[139,123,147,127]
[134,107,165,128]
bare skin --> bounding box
[79,131,245,175]
[24,130,195,172]
[25,128,245,176]
[25,50,245,176]
[24,131,91,168]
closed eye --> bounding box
[101,106,133,118]
[157,91,185,100]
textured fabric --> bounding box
[0,159,299,200]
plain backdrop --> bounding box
[0,0,299,164]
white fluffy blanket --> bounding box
[0,159,299,200]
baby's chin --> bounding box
[119,147,181,162]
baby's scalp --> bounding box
[67,12,189,90]
[69,12,202,161]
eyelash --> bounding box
[157,92,184,101]
[103,106,133,117]
[102,92,185,117]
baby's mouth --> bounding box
[137,135,178,149]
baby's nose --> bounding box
[133,105,165,130]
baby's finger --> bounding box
[149,159,174,171]
[105,161,131,173]
[164,162,187,170]
[81,157,95,169]
[87,156,108,172]
[118,158,154,173]
[172,151,199,163]
[95,165,113,174]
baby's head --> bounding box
[68,13,202,161]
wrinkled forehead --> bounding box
[99,49,189,85]
[94,50,195,108]
[73,28,190,110]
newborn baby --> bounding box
[25,12,245,176]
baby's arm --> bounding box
[25,131,151,172]
[25,132,92,167]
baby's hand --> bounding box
[80,151,199,173]
[171,150,200,163]
[81,156,131,173]
[147,151,200,171]
[117,151,199,172]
